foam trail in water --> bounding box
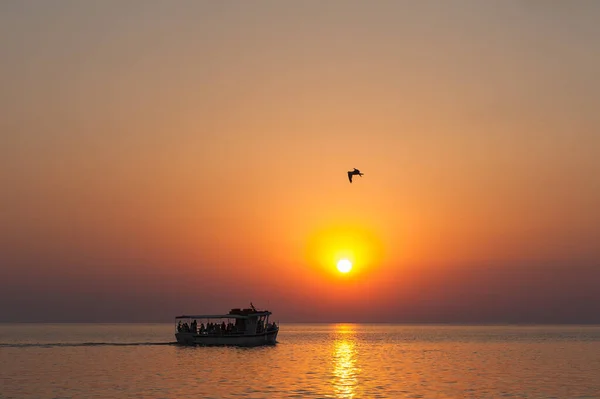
[0,342,178,348]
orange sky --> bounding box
[1,1,599,322]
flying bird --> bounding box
[347,168,364,183]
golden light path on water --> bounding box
[331,324,359,398]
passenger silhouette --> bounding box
[347,168,364,183]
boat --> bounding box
[174,304,279,346]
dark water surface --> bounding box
[1,323,599,398]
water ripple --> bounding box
[1,324,599,399]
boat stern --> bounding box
[175,332,196,345]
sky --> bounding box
[1,0,599,323]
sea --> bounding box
[1,323,599,399]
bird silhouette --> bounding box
[347,168,364,183]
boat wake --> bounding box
[0,342,178,348]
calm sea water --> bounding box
[1,323,599,398]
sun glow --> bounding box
[337,259,352,273]
[304,222,383,284]
[303,223,385,280]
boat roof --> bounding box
[175,311,272,320]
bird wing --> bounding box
[347,171,353,183]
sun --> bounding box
[337,259,352,273]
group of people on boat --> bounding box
[178,320,236,334]
[177,320,194,333]
[177,319,278,335]
[257,321,279,333]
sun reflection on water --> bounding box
[331,324,359,398]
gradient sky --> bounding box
[1,0,599,323]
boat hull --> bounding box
[175,329,278,346]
